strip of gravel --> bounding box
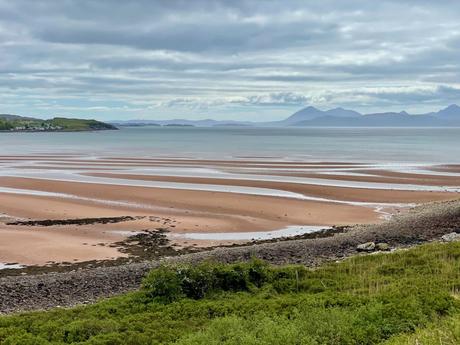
[1,199,459,314]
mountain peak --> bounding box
[280,105,362,124]
[446,104,460,110]
[281,106,324,124]
[325,107,362,118]
[436,104,460,118]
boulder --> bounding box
[375,243,390,251]
[357,242,375,252]
[441,232,460,242]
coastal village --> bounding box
[9,123,63,132]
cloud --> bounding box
[0,0,459,120]
[355,85,460,103]
[242,92,310,106]
[158,92,310,109]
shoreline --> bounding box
[1,199,459,314]
[0,128,117,133]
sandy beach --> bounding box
[0,155,459,266]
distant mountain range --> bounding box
[111,118,254,127]
[111,104,460,127]
[3,105,459,130]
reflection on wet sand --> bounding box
[0,155,459,266]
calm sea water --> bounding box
[1,126,459,163]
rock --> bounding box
[357,242,375,252]
[375,243,390,251]
[441,232,460,242]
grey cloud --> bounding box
[0,0,459,120]
[35,16,338,53]
[311,85,460,111]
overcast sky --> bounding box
[1,0,460,121]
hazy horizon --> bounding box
[3,103,459,123]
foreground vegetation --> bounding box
[0,115,116,131]
[1,242,460,344]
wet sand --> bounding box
[0,178,378,265]
[428,165,460,173]
[251,169,460,187]
[0,156,459,266]
[85,173,459,203]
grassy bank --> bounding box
[0,116,116,132]
[47,118,117,131]
[1,241,460,344]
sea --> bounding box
[1,126,459,164]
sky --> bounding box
[1,0,460,121]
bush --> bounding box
[179,262,218,299]
[142,259,277,302]
[141,265,184,303]
[2,333,50,345]
[61,319,119,343]
[385,313,460,345]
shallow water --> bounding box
[1,126,460,163]
[0,263,24,270]
[169,225,328,241]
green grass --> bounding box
[0,116,115,131]
[47,118,116,131]
[0,119,13,130]
[384,312,460,344]
[1,242,460,344]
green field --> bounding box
[0,116,116,132]
[1,242,460,344]
[0,119,14,130]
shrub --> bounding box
[178,262,218,299]
[2,333,50,345]
[141,265,184,303]
[62,319,119,343]
[142,259,278,302]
